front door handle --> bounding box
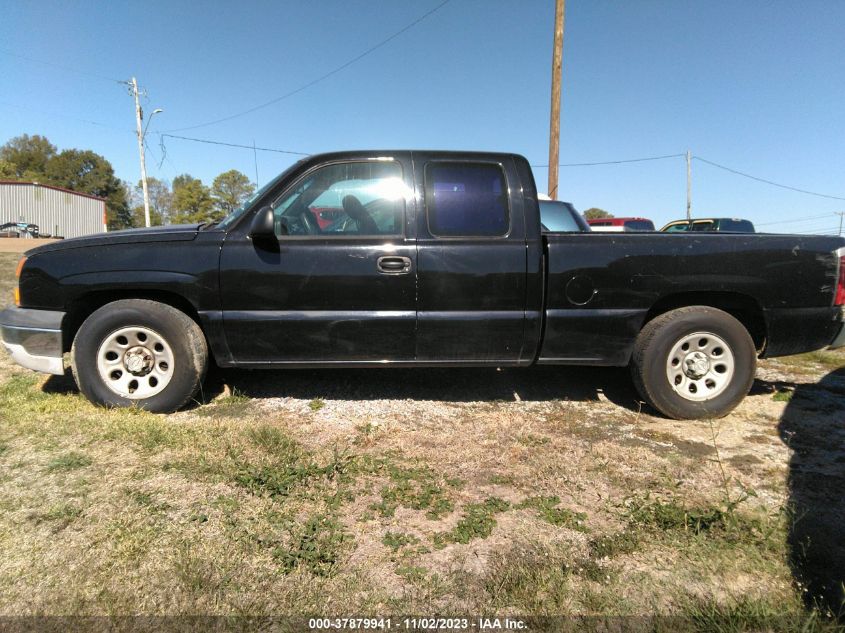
[377,256,412,275]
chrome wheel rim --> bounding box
[96,326,175,399]
[665,331,735,402]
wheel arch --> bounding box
[63,290,207,356]
[642,291,767,353]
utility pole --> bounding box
[686,149,692,220]
[130,77,152,228]
[547,0,565,200]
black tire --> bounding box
[71,299,208,413]
[630,306,756,420]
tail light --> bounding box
[13,256,26,306]
[835,249,845,306]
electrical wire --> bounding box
[694,156,845,201]
[0,48,125,84]
[163,0,452,132]
[159,133,309,156]
[532,153,685,168]
[0,99,131,132]
[755,213,835,227]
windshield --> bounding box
[215,159,306,231]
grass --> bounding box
[517,496,589,531]
[773,388,794,402]
[0,251,843,620]
[46,451,92,472]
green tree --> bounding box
[583,208,614,220]
[44,149,132,229]
[0,159,16,179]
[211,169,255,219]
[171,174,213,223]
[0,134,57,179]
[128,177,173,226]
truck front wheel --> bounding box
[71,299,208,413]
[630,306,756,419]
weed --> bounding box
[46,451,92,472]
[773,389,794,402]
[517,496,588,532]
[218,387,250,404]
[32,502,83,531]
[371,463,455,520]
[247,425,300,457]
[273,514,350,577]
[436,497,510,546]
[126,488,171,514]
[488,474,515,486]
[382,531,420,552]
[627,495,729,534]
[396,564,428,582]
[589,530,640,559]
[309,399,325,412]
[516,434,550,447]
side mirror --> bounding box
[249,206,276,241]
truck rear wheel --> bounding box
[71,299,208,413]
[630,306,756,419]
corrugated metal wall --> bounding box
[0,183,106,238]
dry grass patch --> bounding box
[0,246,843,620]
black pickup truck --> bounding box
[1,150,844,419]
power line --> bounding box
[164,0,452,132]
[0,48,125,84]
[532,153,685,168]
[755,213,835,227]
[0,99,131,132]
[694,156,845,201]
[159,133,310,156]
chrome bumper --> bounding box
[0,307,65,375]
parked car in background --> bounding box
[660,218,756,233]
[539,200,590,232]
[309,207,345,230]
[587,217,655,232]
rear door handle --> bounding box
[377,256,412,275]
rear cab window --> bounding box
[424,162,510,237]
[623,220,655,231]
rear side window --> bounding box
[425,162,509,237]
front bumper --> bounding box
[0,307,65,375]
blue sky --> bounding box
[1,0,844,232]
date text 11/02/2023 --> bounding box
[308,617,528,630]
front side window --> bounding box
[425,162,509,237]
[271,161,406,237]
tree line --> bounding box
[0,134,255,229]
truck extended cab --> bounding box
[2,150,844,419]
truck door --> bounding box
[219,154,417,363]
[413,153,529,363]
